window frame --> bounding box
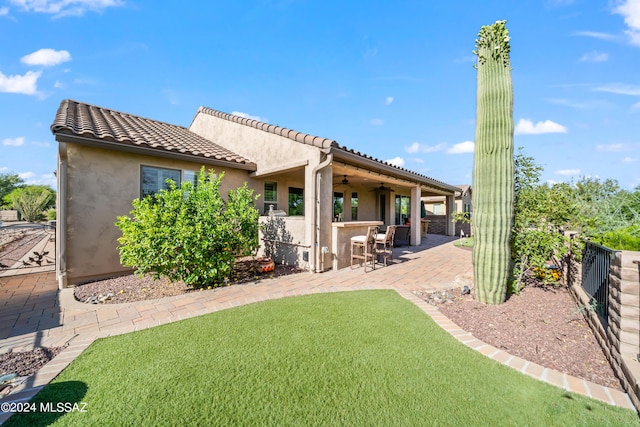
[263,181,278,214]
[288,187,304,216]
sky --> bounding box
[1,0,639,191]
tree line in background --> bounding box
[0,172,56,222]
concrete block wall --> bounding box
[425,215,471,237]
[565,247,640,411]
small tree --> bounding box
[5,185,54,222]
[0,173,24,205]
[116,168,260,288]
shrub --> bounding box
[595,224,640,251]
[5,185,54,222]
[46,208,57,220]
[116,168,260,288]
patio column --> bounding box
[445,194,455,236]
[411,185,421,245]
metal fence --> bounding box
[0,222,55,276]
[581,241,619,329]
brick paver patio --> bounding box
[0,235,635,423]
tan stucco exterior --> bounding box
[54,101,460,288]
[57,142,255,286]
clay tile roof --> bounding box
[51,99,255,168]
[195,106,459,193]
[196,106,337,150]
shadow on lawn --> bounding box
[4,381,88,427]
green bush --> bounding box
[46,208,57,220]
[116,168,260,288]
[595,224,640,251]
[5,185,54,222]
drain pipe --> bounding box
[57,142,68,289]
[312,153,332,273]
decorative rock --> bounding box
[0,373,18,383]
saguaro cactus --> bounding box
[471,20,515,304]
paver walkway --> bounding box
[0,235,636,423]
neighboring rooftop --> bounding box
[51,99,256,169]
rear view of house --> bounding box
[52,99,459,289]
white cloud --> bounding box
[21,48,71,66]
[411,158,424,164]
[385,96,394,105]
[0,7,8,15]
[18,171,35,179]
[593,83,640,95]
[514,118,568,135]
[3,137,25,146]
[9,0,123,17]
[596,143,627,152]
[572,31,617,41]
[613,0,640,46]
[231,111,267,122]
[446,141,475,154]
[632,101,640,109]
[0,70,41,95]
[53,80,63,89]
[579,51,608,62]
[623,156,639,163]
[404,142,446,153]
[555,169,581,176]
[385,156,405,167]
[405,142,420,153]
[370,118,384,126]
[0,166,9,172]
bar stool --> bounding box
[350,226,378,272]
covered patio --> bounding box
[250,145,460,273]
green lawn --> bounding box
[7,290,639,426]
[454,236,474,248]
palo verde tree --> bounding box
[471,20,515,304]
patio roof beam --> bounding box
[331,148,459,194]
[250,160,309,178]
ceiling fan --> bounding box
[370,183,395,192]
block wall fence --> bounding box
[565,246,640,411]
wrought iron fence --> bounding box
[0,222,55,275]
[581,241,619,329]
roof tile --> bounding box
[51,99,255,168]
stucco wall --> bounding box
[190,113,321,173]
[61,143,256,285]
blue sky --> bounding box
[1,0,639,190]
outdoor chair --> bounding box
[350,226,378,272]
[375,225,396,266]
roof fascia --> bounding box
[54,133,257,171]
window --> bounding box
[288,187,304,216]
[333,192,343,221]
[264,182,277,214]
[141,166,181,198]
[433,203,442,215]
[351,192,358,220]
[395,195,411,224]
[183,170,198,188]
